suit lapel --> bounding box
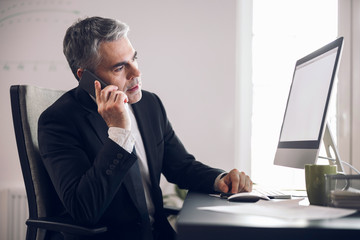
[75,87,108,144]
[86,113,108,144]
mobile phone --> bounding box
[79,69,108,98]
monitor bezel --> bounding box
[276,37,344,151]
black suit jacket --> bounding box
[38,87,224,240]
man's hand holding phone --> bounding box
[94,80,131,130]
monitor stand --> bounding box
[320,123,345,173]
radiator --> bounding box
[0,188,28,240]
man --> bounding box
[38,16,252,240]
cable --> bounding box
[318,156,360,174]
[340,161,360,174]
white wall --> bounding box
[0,0,238,189]
[338,0,360,173]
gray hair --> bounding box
[63,16,129,80]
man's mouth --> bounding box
[127,84,139,92]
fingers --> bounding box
[94,80,101,101]
[95,82,129,104]
[108,88,127,104]
[96,83,118,102]
[94,81,131,129]
[229,170,240,194]
[220,169,253,194]
[236,171,252,192]
[217,180,229,193]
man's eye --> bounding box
[114,66,124,72]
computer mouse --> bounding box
[227,192,270,202]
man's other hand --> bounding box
[216,169,253,194]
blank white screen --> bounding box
[279,48,338,142]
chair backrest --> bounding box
[10,85,66,238]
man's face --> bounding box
[95,37,142,104]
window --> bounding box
[251,0,338,189]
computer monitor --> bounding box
[274,37,344,169]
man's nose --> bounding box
[127,62,141,80]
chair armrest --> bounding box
[26,217,107,236]
[163,205,181,216]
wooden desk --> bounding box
[176,192,360,240]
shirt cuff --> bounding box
[213,172,228,192]
[108,127,135,153]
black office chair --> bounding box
[10,85,107,240]
[10,84,181,240]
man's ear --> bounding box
[77,68,84,79]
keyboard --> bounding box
[219,185,307,200]
[253,187,291,199]
[253,185,307,199]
